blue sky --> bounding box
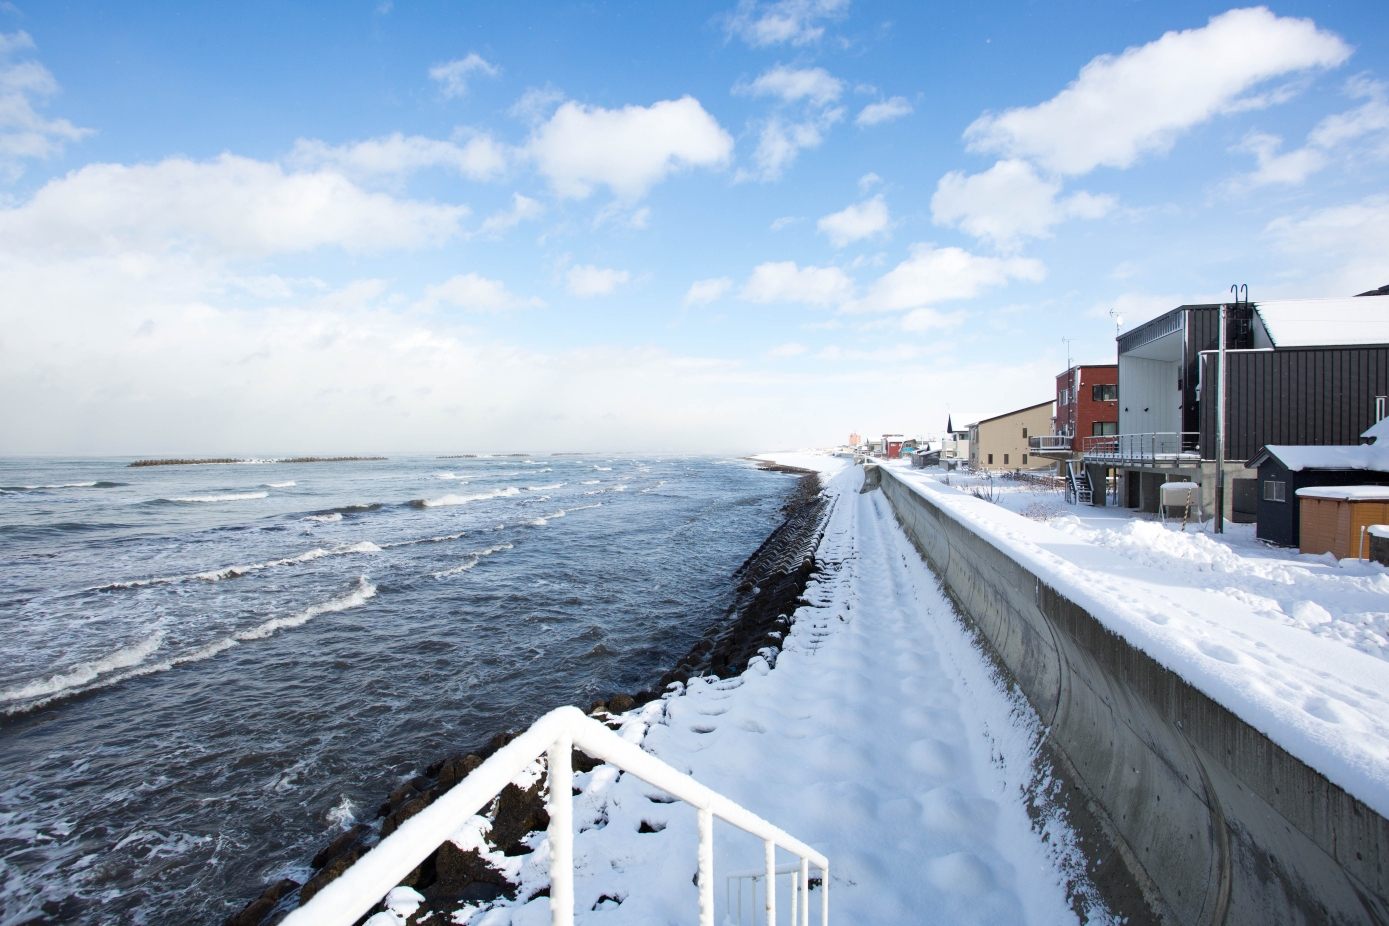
[2,1,1387,453]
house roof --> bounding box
[1254,297,1389,348]
[1295,485,1389,501]
[1247,444,1389,472]
[972,400,1054,427]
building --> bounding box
[941,415,970,462]
[848,432,862,448]
[1246,444,1389,547]
[882,434,905,459]
[1030,363,1119,466]
[967,401,1055,471]
[1080,292,1389,517]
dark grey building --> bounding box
[1245,445,1389,546]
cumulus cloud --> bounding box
[964,8,1351,176]
[856,97,912,127]
[931,159,1114,250]
[0,30,93,181]
[684,277,734,306]
[741,260,854,306]
[289,132,507,181]
[737,65,843,106]
[724,0,849,47]
[901,307,965,332]
[527,97,733,200]
[419,272,544,311]
[1231,77,1389,189]
[745,108,842,181]
[567,264,630,297]
[479,192,544,235]
[429,53,500,99]
[817,194,890,247]
[0,154,468,257]
[847,243,1045,313]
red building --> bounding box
[1055,364,1119,445]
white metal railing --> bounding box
[281,705,829,926]
[1028,434,1072,452]
[727,862,819,926]
[1081,432,1200,464]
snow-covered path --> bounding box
[480,461,1093,926]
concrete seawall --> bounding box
[870,463,1389,925]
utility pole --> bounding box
[1215,303,1227,534]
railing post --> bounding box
[547,734,574,926]
[764,840,776,926]
[820,864,829,926]
[800,857,810,926]
[698,807,714,926]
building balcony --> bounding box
[1028,434,1072,453]
[1080,432,1201,466]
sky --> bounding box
[2,1,1387,454]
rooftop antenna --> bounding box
[1062,336,1074,371]
[1108,307,1124,337]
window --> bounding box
[1263,480,1286,503]
[987,454,993,465]
[1022,454,1028,464]
[1003,454,1009,465]
[1093,384,1118,402]
[1092,421,1118,436]
[1022,427,1028,438]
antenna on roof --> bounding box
[1108,307,1123,337]
[1062,336,1073,371]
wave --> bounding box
[1,481,123,490]
[415,487,520,508]
[162,492,268,503]
[303,503,382,521]
[303,513,342,522]
[435,473,468,481]
[95,542,380,590]
[593,466,612,471]
[4,579,377,715]
[431,543,514,578]
[579,480,600,485]
[526,483,566,491]
[265,481,296,488]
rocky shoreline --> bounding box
[226,468,831,926]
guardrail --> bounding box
[1080,432,1200,465]
[281,705,829,926]
[1027,435,1072,452]
[727,862,819,926]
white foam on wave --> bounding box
[304,512,343,522]
[431,543,514,578]
[6,481,99,490]
[580,480,600,485]
[422,486,520,507]
[165,491,269,503]
[526,482,565,491]
[435,472,468,481]
[611,484,627,492]
[4,578,377,715]
[594,466,612,471]
[97,542,379,589]
[265,481,296,488]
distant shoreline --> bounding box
[128,456,388,468]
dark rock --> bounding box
[438,753,483,790]
[488,780,549,853]
[380,787,438,839]
[571,748,603,774]
[480,731,519,759]
[430,843,515,902]
[312,825,370,869]
[588,700,607,714]
[300,843,367,905]
[607,694,635,713]
[225,879,300,926]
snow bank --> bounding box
[885,464,1389,819]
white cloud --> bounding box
[964,8,1351,175]
[745,109,842,181]
[769,215,802,231]
[847,243,1045,313]
[510,86,566,123]
[737,65,843,106]
[741,261,854,305]
[479,193,544,235]
[0,154,468,257]
[1265,195,1389,295]
[684,277,733,306]
[1231,77,1389,189]
[528,97,734,200]
[857,172,881,191]
[0,30,93,181]
[567,264,630,297]
[856,97,912,127]
[901,307,965,332]
[817,194,891,247]
[765,341,807,358]
[288,132,507,181]
[428,53,500,99]
[724,0,849,47]
[931,159,1114,250]
[419,272,544,312]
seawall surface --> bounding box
[871,463,1389,925]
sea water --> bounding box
[0,454,795,925]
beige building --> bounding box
[968,401,1055,471]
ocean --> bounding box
[0,454,797,925]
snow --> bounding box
[1296,485,1389,501]
[1365,419,1389,443]
[445,460,1094,926]
[1255,298,1389,348]
[1371,525,1389,540]
[881,461,1389,819]
[1253,444,1389,472]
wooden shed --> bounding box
[1295,486,1389,558]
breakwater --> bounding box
[870,463,1389,925]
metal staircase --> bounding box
[1065,461,1092,505]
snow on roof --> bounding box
[1251,444,1389,472]
[1365,418,1389,442]
[1370,524,1389,539]
[1295,485,1389,501]
[1254,297,1389,347]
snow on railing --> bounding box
[1027,434,1071,452]
[281,705,829,926]
[1081,432,1200,464]
[726,862,819,926]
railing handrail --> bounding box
[281,705,828,926]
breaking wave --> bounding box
[161,492,268,503]
[265,481,296,488]
[415,487,520,508]
[526,483,566,491]
[0,632,166,705]
[431,543,514,578]
[1,481,124,490]
[95,542,380,590]
[304,512,342,522]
